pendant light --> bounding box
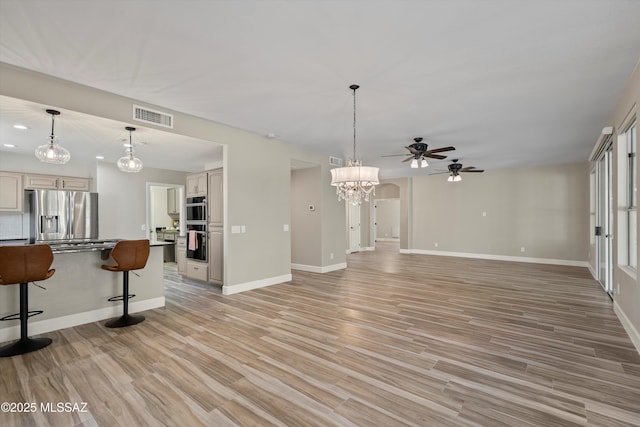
[117,126,143,173]
[330,84,379,205]
[35,109,71,164]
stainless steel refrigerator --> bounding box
[27,190,99,242]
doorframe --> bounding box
[595,142,614,297]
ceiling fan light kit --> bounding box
[446,159,484,182]
[35,109,71,164]
[330,84,379,205]
[117,126,144,173]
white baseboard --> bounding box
[614,300,640,354]
[400,249,589,267]
[361,246,375,252]
[587,264,597,280]
[291,263,347,273]
[222,274,292,295]
[0,297,165,343]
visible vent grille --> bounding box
[133,105,173,128]
[329,156,343,167]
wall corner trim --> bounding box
[614,300,640,354]
[222,274,292,295]
[291,263,347,273]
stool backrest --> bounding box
[0,244,55,285]
[111,239,150,271]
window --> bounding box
[627,122,637,269]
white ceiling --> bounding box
[1,0,639,177]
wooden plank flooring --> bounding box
[1,242,639,426]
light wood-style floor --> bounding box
[1,242,639,426]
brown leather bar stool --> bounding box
[0,244,55,357]
[102,239,150,328]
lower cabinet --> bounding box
[209,227,223,284]
[186,260,208,282]
[176,236,187,274]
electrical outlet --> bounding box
[141,224,146,231]
[283,224,289,232]
[330,252,334,260]
[482,211,487,217]
[520,246,525,252]
[434,242,438,248]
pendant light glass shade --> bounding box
[117,127,144,173]
[35,109,70,164]
[330,84,379,205]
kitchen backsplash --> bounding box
[0,213,28,240]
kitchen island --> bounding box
[0,240,170,343]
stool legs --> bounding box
[105,271,144,328]
[0,283,52,358]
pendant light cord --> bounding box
[49,112,55,144]
[350,84,360,161]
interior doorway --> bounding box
[348,203,361,253]
[374,198,400,242]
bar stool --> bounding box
[0,244,55,357]
[102,239,150,328]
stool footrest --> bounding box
[107,294,136,302]
[0,337,52,358]
[1,310,44,322]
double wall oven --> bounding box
[186,196,207,262]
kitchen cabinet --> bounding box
[186,260,208,282]
[167,187,180,215]
[0,172,23,212]
[208,227,223,284]
[176,236,187,274]
[207,168,223,226]
[186,172,207,197]
[24,174,92,191]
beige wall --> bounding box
[411,162,590,261]
[0,63,346,292]
[378,178,410,250]
[291,166,322,267]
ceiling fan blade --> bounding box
[381,154,412,158]
[402,156,414,163]
[405,146,420,155]
[428,171,449,175]
[426,146,456,154]
[425,153,447,160]
[463,169,484,173]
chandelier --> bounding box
[35,109,71,164]
[330,84,379,205]
[117,126,144,173]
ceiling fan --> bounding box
[439,159,484,182]
[381,137,455,168]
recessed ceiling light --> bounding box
[13,124,28,130]
[95,155,105,160]
[3,143,17,148]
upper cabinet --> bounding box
[24,174,92,191]
[167,187,179,215]
[0,172,23,212]
[186,172,207,197]
[208,169,223,226]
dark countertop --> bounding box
[0,239,170,254]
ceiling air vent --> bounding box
[133,105,173,128]
[329,156,343,167]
